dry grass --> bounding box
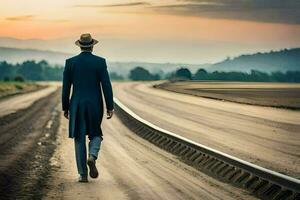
[0,82,42,98]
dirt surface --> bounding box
[0,87,61,199]
[113,82,300,178]
[0,84,58,117]
[45,111,256,200]
[156,81,300,109]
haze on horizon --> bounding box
[0,0,300,64]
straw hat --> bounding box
[75,33,98,47]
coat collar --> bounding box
[80,51,92,54]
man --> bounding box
[62,33,114,183]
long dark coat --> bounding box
[62,52,114,139]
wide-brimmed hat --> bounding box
[75,33,98,47]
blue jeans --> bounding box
[74,134,102,176]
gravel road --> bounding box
[45,111,256,200]
[1,81,298,199]
[0,85,61,199]
[113,82,300,178]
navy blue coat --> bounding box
[62,52,114,139]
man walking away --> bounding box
[62,33,114,182]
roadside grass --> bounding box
[0,81,42,98]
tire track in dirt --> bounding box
[45,110,256,200]
[0,88,61,200]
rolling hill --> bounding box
[0,47,207,76]
[0,47,71,65]
[209,48,300,72]
[0,46,299,77]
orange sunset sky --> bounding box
[0,0,300,63]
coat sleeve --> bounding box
[100,59,114,111]
[62,59,72,111]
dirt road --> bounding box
[0,84,58,117]
[45,111,256,200]
[1,81,298,199]
[156,81,300,109]
[0,85,61,199]
[112,82,300,178]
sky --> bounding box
[0,0,300,64]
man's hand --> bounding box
[107,109,114,119]
[64,111,69,119]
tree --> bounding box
[110,72,124,80]
[175,68,192,80]
[3,77,10,82]
[152,73,161,80]
[14,75,25,82]
[17,60,44,80]
[0,61,14,80]
[194,68,208,80]
[129,66,160,81]
[250,70,270,82]
[271,71,285,82]
[285,71,300,82]
[43,66,63,80]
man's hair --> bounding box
[80,46,93,52]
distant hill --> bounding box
[0,47,71,65]
[108,62,210,77]
[0,47,208,77]
[208,48,300,72]
[1,46,299,77]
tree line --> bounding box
[0,60,63,81]
[129,67,300,83]
[0,60,299,82]
[174,68,300,82]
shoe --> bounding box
[78,175,88,183]
[87,155,99,178]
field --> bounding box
[0,82,43,99]
[155,81,300,109]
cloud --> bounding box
[73,2,150,8]
[150,0,300,24]
[71,0,300,24]
[48,19,70,23]
[5,15,36,21]
[5,15,69,24]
